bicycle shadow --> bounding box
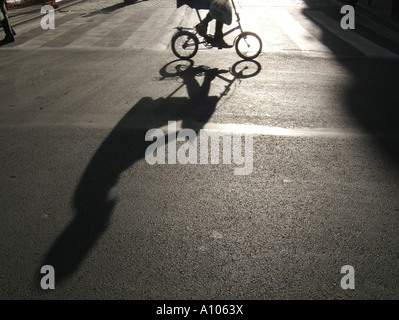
[37,59,261,285]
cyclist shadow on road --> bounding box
[38,59,261,285]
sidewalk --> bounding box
[6,0,86,26]
[342,0,399,31]
[6,0,60,10]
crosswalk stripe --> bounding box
[307,11,399,58]
[234,0,308,7]
[355,13,399,45]
[238,8,295,52]
[0,117,368,138]
[13,13,85,48]
[270,9,333,54]
[121,8,176,49]
[180,6,202,29]
[138,7,181,51]
[65,10,139,48]
[9,5,399,59]
[149,7,188,51]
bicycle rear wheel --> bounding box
[171,31,199,60]
[235,32,262,60]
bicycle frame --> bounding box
[172,0,262,60]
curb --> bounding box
[7,0,59,10]
[357,2,399,32]
[334,0,399,32]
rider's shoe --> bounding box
[213,39,233,49]
[0,35,15,45]
[195,23,207,37]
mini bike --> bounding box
[171,0,262,60]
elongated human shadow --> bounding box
[38,61,235,284]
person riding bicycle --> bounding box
[177,0,233,48]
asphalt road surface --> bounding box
[1,0,399,300]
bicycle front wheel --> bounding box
[171,31,199,60]
[235,32,262,60]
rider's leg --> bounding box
[202,12,213,26]
[214,20,223,41]
[213,20,232,48]
[195,12,213,37]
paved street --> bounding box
[1,0,399,300]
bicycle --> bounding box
[171,0,262,60]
